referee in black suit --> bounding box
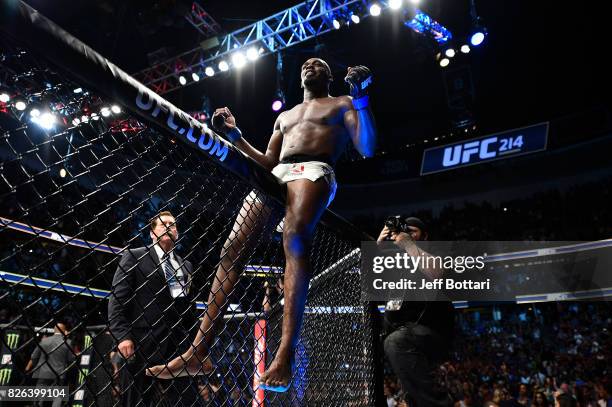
[108,210,200,406]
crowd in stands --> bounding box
[353,177,612,241]
[384,301,612,407]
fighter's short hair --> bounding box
[317,58,332,78]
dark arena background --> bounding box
[0,1,610,406]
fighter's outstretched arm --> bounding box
[342,65,377,157]
[212,107,282,171]
[343,98,377,158]
[234,117,283,171]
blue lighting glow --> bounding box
[405,10,452,44]
[470,31,486,46]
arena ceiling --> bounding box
[21,0,606,153]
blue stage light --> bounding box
[470,30,486,46]
[405,10,452,44]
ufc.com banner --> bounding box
[360,241,612,302]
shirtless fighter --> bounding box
[146,58,376,392]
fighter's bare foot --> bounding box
[258,357,293,393]
[145,352,213,379]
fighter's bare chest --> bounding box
[280,101,345,133]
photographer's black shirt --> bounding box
[384,300,455,341]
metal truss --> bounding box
[185,1,221,37]
[134,0,451,95]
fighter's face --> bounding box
[301,58,332,88]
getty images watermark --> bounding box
[361,241,612,302]
[371,250,488,290]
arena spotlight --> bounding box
[205,67,215,77]
[30,108,40,118]
[409,0,421,4]
[389,0,402,10]
[445,48,456,58]
[218,60,229,72]
[232,52,247,69]
[73,87,83,94]
[111,105,121,114]
[468,0,487,47]
[351,13,360,24]
[71,118,80,126]
[178,75,187,85]
[333,18,341,29]
[271,99,284,112]
[439,58,450,67]
[272,85,285,111]
[15,101,27,111]
[192,72,200,82]
[59,168,67,178]
[100,106,111,117]
[246,47,259,61]
[470,30,486,46]
[0,93,9,103]
[369,3,381,16]
[81,115,89,123]
[36,112,56,130]
[91,112,100,121]
[461,44,471,53]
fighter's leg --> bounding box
[258,178,331,390]
[147,195,274,379]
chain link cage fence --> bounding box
[0,2,379,406]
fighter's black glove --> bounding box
[344,65,373,110]
[211,107,242,142]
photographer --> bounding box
[377,216,455,407]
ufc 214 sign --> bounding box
[420,122,548,175]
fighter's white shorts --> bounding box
[246,160,337,208]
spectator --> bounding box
[385,383,397,407]
[555,390,577,407]
[198,384,212,406]
[25,322,76,407]
[532,391,549,407]
[456,392,474,407]
[517,384,531,406]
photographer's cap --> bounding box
[403,217,427,233]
